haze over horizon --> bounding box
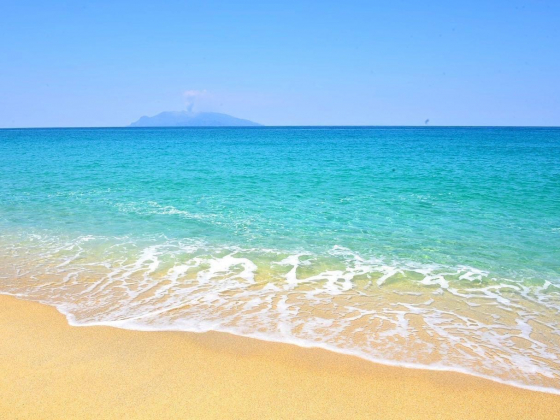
[1,1,559,128]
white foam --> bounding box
[1,233,559,394]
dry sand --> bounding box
[1,295,559,419]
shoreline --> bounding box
[2,294,560,419]
[55,298,560,397]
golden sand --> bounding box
[1,295,559,419]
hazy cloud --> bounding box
[183,90,208,112]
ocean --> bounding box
[1,126,559,392]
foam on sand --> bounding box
[1,295,559,420]
[1,232,559,394]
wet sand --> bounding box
[1,294,559,419]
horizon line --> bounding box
[2,125,560,130]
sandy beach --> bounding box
[0,295,559,419]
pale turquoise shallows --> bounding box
[0,127,559,392]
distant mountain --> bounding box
[129,111,261,127]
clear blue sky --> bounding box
[1,0,559,127]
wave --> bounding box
[1,231,559,394]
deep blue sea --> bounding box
[1,127,559,392]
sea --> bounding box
[1,126,559,393]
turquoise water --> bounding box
[1,127,559,392]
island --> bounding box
[129,111,261,127]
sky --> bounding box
[0,0,559,127]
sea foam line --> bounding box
[2,291,558,396]
[1,235,559,395]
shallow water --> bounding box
[1,127,559,392]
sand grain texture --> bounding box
[1,295,559,419]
